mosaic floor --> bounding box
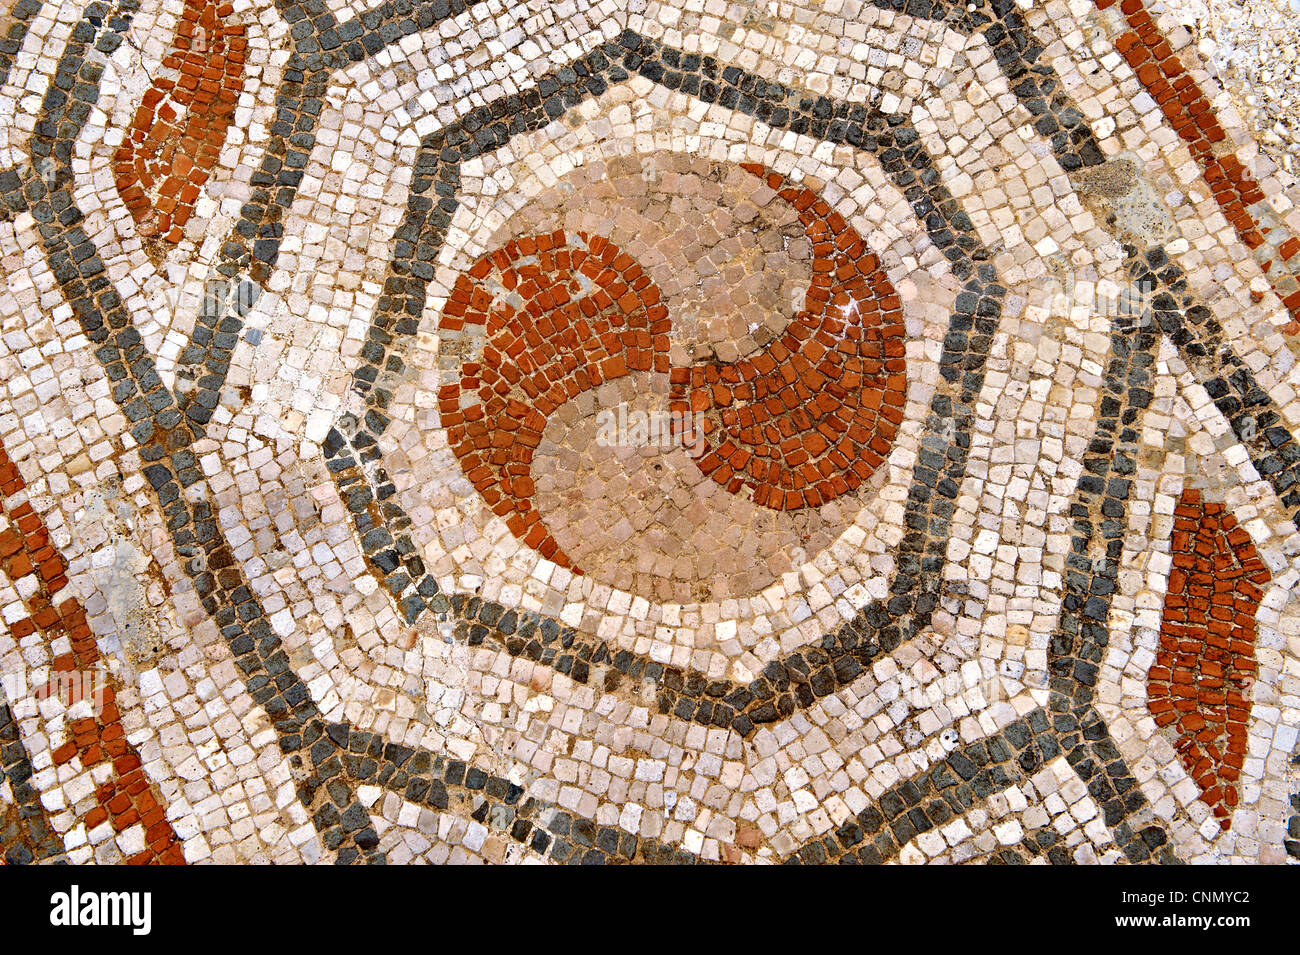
[0,0,1297,866]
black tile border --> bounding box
[0,698,67,864]
[173,0,490,425]
[325,27,1008,740]
[784,260,1178,863]
[786,709,1056,864]
[0,0,41,88]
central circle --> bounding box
[436,155,906,602]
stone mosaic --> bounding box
[0,0,1296,866]
[1148,487,1270,830]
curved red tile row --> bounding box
[438,230,672,569]
[1147,489,1270,830]
[669,164,906,510]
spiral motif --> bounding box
[439,164,906,571]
